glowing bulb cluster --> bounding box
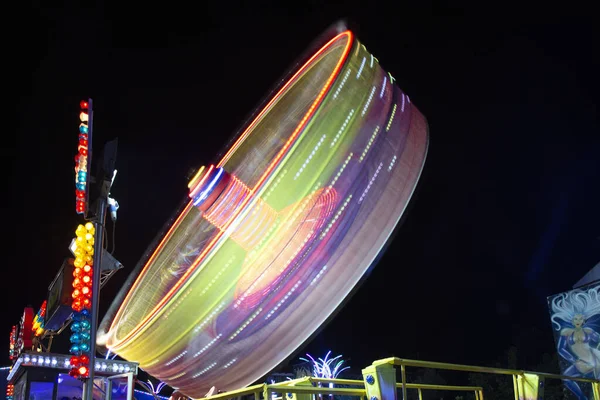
[69,222,95,379]
[8,325,17,360]
[6,384,14,400]
[32,300,47,337]
[75,100,91,215]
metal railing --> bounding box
[198,356,600,400]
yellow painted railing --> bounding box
[378,357,600,400]
[200,356,600,400]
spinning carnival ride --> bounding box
[99,24,429,398]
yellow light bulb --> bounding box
[76,236,84,245]
[87,237,95,246]
[85,233,93,241]
[85,222,94,232]
[76,225,86,237]
[74,258,84,268]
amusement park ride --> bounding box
[5,21,600,400]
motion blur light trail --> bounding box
[99,23,429,397]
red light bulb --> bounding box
[78,365,89,376]
[72,289,81,298]
[82,275,91,284]
[70,356,80,366]
[80,100,88,109]
[79,355,90,364]
[83,265,92,273]
[69,368,80,378]
[82,298,91,309]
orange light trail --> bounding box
[217,31,354,168]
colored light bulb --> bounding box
[85,222,94,232]
[70,333,81,343]
[80,100,89,109]
[83,265,92,273]
[78,365,89,376]
[71,322,81,332]
[70,344,81,355]
[79,342,90,352]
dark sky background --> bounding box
[5,0,599,382]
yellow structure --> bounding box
[196,356,600,400]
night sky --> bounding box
[5,0,599,379]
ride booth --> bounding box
[7,352,139,400]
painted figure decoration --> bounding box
[99,21,429,397]
[548,283,600,399]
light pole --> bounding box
[82,193,107,400]
[76,98,117,400]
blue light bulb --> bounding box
[79,125,88,134]
[71,322,81,332]
[76,183,86,191]
[70,344,81,355]
[70,333,81,343]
